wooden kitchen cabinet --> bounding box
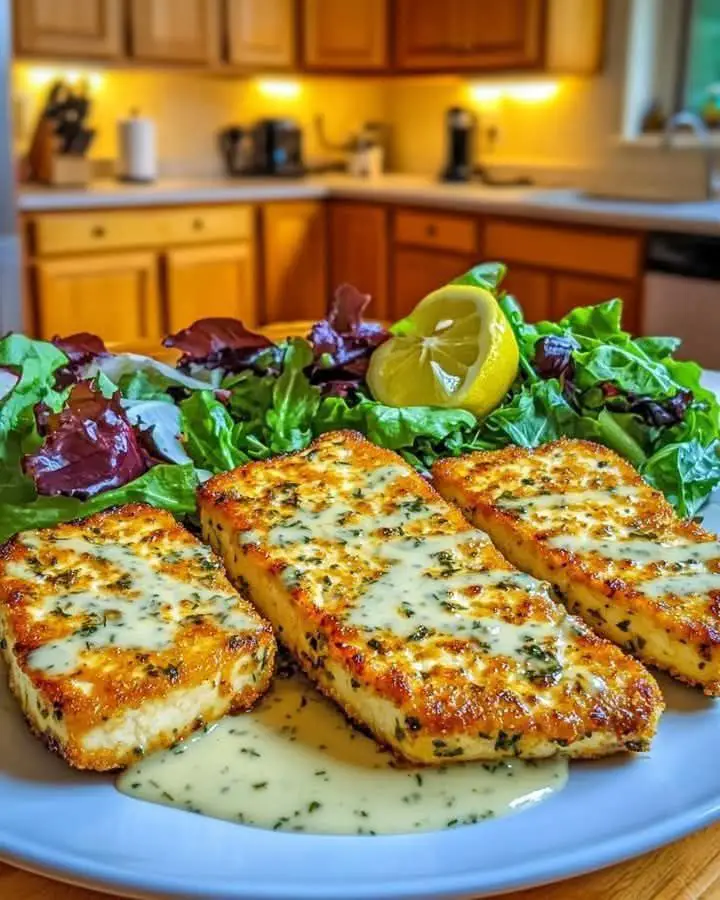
[552,274,639,331]
[394,0,544,71]
[302,0,388,70]
[33,252,161,349]
[485,216,643,332]
[225,0,296,68]
[14,0,123,59]
[165,243,256,332]
[501,265,552,322]
[129,0,219,65]
[261,202,328,322]
[329,203,389,319]
[392,249,474,319]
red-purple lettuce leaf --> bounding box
[306,284,389,396]
[163,318,274,372]
[52,332,109,387]
[23,381,150,499]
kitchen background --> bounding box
[2,0,719,364]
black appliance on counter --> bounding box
[219,126,254,176]
[220,118,304,177]
[441,106,476,183]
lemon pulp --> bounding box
[366,285,519,417]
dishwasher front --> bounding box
[643,232,720,369]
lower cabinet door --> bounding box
[552,274,639,332]
[35,251,161,350]
[262,202,328,323]
[164,242,256,332]
[501,265,552,323]
[392,248,473,318]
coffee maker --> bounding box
[441,107,477,183]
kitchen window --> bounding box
[684,0,720,120]
[624,0,720,140]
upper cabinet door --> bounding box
[302,0,388,71]
[129,0,220,65]
[395,0,545,71]
[14,0,123,59]
[226,0,296,68]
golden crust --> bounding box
[433,438,720,695]
[0,503,276,770]
[200,431,663,763]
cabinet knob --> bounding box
[91,225,106,238]
[192,218,205,231]
[426,223,437,238]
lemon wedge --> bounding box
[367,285,519,417]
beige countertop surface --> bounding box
[16,173,720,236]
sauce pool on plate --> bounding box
[118,664,567,835]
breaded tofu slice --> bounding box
[433,438,720,696]
[0,504,276,771]
[199,431,662,764]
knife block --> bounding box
[27,117,92,187]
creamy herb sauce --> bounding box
[8,536,257,675]
[118,669,567,834]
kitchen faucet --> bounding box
[661,111,717,200]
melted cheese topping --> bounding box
[236,457,573,682]
[201,432,664,760]
[7,535,258,676]
[495,484,720,602]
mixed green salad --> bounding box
[0,263,718,543]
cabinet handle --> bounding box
[192,218,205,231]
[91,225,106,238]
[426,224,437,238]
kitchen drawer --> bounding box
[485,219,643,280]
[161,205,254,245]
[394,209,478,254]
[31,205,254,255]
[32,210,165,256]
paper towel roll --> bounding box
[117,112,157,183]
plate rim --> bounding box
[2,792,720,900]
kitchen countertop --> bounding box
[16,174,720,236]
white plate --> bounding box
[2,371,720,900]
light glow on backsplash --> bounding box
[26,66,105,91]
[468,80,560,106]
[255,79,302,100]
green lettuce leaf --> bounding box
[180,391,248,473]
[266,339,320,453]
[0,463,200,543]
